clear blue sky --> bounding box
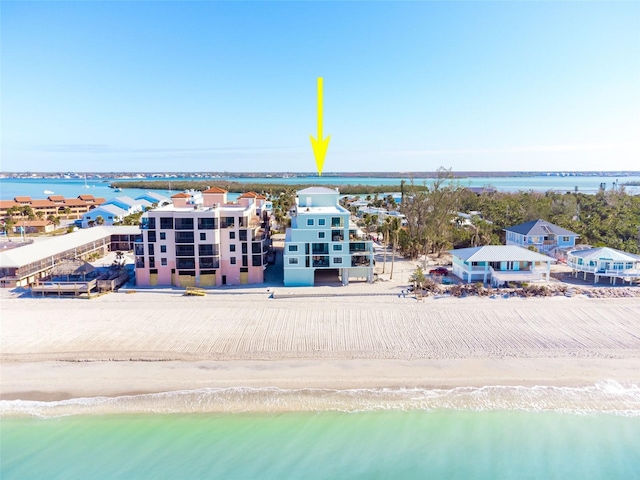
[2,1,639,173]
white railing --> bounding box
[567,262,597,273]
[604,268,640,277]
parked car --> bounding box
[429,267,449,276]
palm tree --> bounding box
[389,217,401,280]
[95,215,105,226]
[377,218,391,274]
[63,207,72,220]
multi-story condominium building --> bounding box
[283,187,374,286]
[134,188,271,287]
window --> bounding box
[239,230,247,241]
[198,218,217,230]
[318,218,326,226]
[307,219,314,226]
[289,258,299,264]
[161,258,167,266]
[230,244,236,252]
[252,254,262,266]
[289,245,298,252]
[147,217,156,229]
[241,243,248,254]
[175,231,194,243]
[149,257,155,268]
[160,232,166,240]
[242,255,248,267]
[200,233,206,241]
[148,244,155,256]
[199,244,215,256]
[318,232,325,239]
[562,236,570,242]
[252,243,261,253]
[229,232,236,240]
[331,217,342,227]
[160,217,173,229]
[334,258,342,264]
[221,217,235,228]
[176,245,195,256]
[177,258,195,269]
[147,231,156,243]
[230,257,236,265]
[160,245,167,253]
[200,257,219,268]
[175,218,194,230]
[333,244,342,251]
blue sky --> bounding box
[1,1,639,172]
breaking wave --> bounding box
[2,380,640,418]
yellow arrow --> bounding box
[310,77,330,176]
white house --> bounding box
[449,245,555,286]
[283,187,374,286]
[81,204,128,228]
[504,219,579,254]
[566,247,640,285]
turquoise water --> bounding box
[2,410,639,479]
[2,384,640,479]
[2,174,640,200]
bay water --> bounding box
[2,174,640,201]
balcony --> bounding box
[312,244,329,255]
[351,255,371,267]
[349,242,369,253]
[312,256,330,268]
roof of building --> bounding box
[1,196,107,210]
[449,245,556,263]
[171,192,191,198]
[239,191,259,198]
[504,219,579,237]
[202,187,228,194]
[297,187,339,195]
[0,227,115,268]
[77,194,98,201]
[568,247,640,262]
[83,204,128,217]
[105,196,142,208]
[17,220,54,227]
[135,192,169,202]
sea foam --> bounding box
[2,380,639,418]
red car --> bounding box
[429,267,449,276]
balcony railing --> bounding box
[351,256,371,267]
[312,256,330,268]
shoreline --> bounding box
[2,357,640,403]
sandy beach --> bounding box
[1,279,639,402]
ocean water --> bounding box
[2,384,640,479]
[1,174,640,200]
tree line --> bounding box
[395,169,640,258]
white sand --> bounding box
[1,283,639,401]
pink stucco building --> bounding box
[134,188,271,287]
